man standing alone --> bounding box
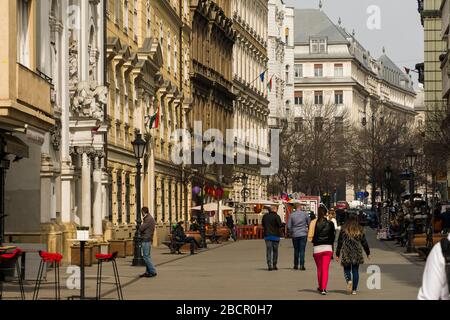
[139,207,157,278]
[262,205,282,271]
[288,203,311,270]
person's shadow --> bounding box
[297,289,348,295]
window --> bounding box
[335,117,344,134]
[294,64,303,79]
[285,28,289,44]
[294,117,303,131]
[133,0,138,41]
[310,38,327,54]
[314,64,323,77]
[334,63,344,77]
[174,36,178,78]
[115,0,120,24]
[17,0,31,67]
[315,117,324,132]
[167,30,171,71]
[314,91,323,105]
[335,90,344,105]
[294,91,303,105]
[146,1,151,37]
[124,0,129,31]
[125,174,130,223]
[117,172,123,224]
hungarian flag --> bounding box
[148,106,159,129]
[404,67,410,75]
[267,75,273,92]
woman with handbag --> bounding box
[309,206,336,295]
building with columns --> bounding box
[1,0,107,261]
[293,8,417,201]
[231,0,270,207]
[106,0,192,245]
[267,0,294,129]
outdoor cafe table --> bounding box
[67,239,97,300]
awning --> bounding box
[1,134,29,159]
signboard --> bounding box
[299,196,320,216]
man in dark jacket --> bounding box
[173,221,200,254]
[139,207,157,278]
[262,205,282,271]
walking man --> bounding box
[139,207,157,278]
[262,204,282,271]
[288,203,311,270]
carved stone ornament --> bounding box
[69,40,79,89]
[49,121,61,151]
[70,81,108,120]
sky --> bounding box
[285,0,424,87]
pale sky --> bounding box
[285,0,424,87]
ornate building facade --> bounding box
[189,0,236,216]
[106,0,192,244]
[231,0,270,207]
[2,0,107,262]
[267,0,294,129]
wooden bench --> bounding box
[163,234,200,254]
[413,233,447,259]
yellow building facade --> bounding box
[106,0,192,244]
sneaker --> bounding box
[346,281,353,294]
[293,266,299,270]
[300,266,306,271]
[273,265,278,270]
[268,267,273,271]
[352,291,357,295]
[139,273,150,278]
[321,290,327,295]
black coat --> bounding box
[312,219,336,246]
[262,212,282,238]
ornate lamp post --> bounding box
[384,166,392,200]
[131,132,146,266]
[234,173,250,225]
[405,146,417,254]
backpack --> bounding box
[440,238,450,290]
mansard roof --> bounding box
[294,9,348,45]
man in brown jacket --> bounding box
[139,207,157,278]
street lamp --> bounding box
[405,146,417,254]
[384,166,392,200]
[234,173,250,225]
[131,132,146,266]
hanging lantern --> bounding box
[254,204,263,213]
[192,186,201,194]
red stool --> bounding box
[95,252,123,300]
[0,249,25,300]
[33,251,63,300]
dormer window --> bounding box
[310,38,327,54]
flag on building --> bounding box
[404,67,410,75]
[259,70,266,82]
[267,75,273,92]
[147,106,160,129]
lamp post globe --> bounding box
[132,131,147,266]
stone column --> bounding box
[81,151,92,229]
[40,154,54,224]
[93,156,103,238]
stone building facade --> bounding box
[188,0,236,217]
[231,0,270,208]
[267,0,294,129]
[293,8,417,202]
[106,0,192,245]
[2,0,107,262]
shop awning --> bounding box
[2,134,29,159]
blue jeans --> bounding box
[344,264,359,291]
[142,241,156,275]
[292,236,307,267]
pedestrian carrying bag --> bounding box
[308,219,317,242]
[440,238,450,291]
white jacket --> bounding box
[417,234,450,300]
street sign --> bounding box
[364,192,369,198]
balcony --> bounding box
[16,63,52,116]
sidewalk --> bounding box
[1,229,426,300]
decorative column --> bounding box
[93,155,103,238]
[40,154,54,224]
[81,150,92,229]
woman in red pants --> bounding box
[311,207,336,295]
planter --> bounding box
[70,244,92,266]
[185,231,201,244]
[125,239,134,256]
[108,240,126,258]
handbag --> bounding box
[308,219,317,242]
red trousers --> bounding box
[313,251,333,290]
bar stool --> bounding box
[33,251,63,300]
[95,252,123,300]
[0,249,25,300]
